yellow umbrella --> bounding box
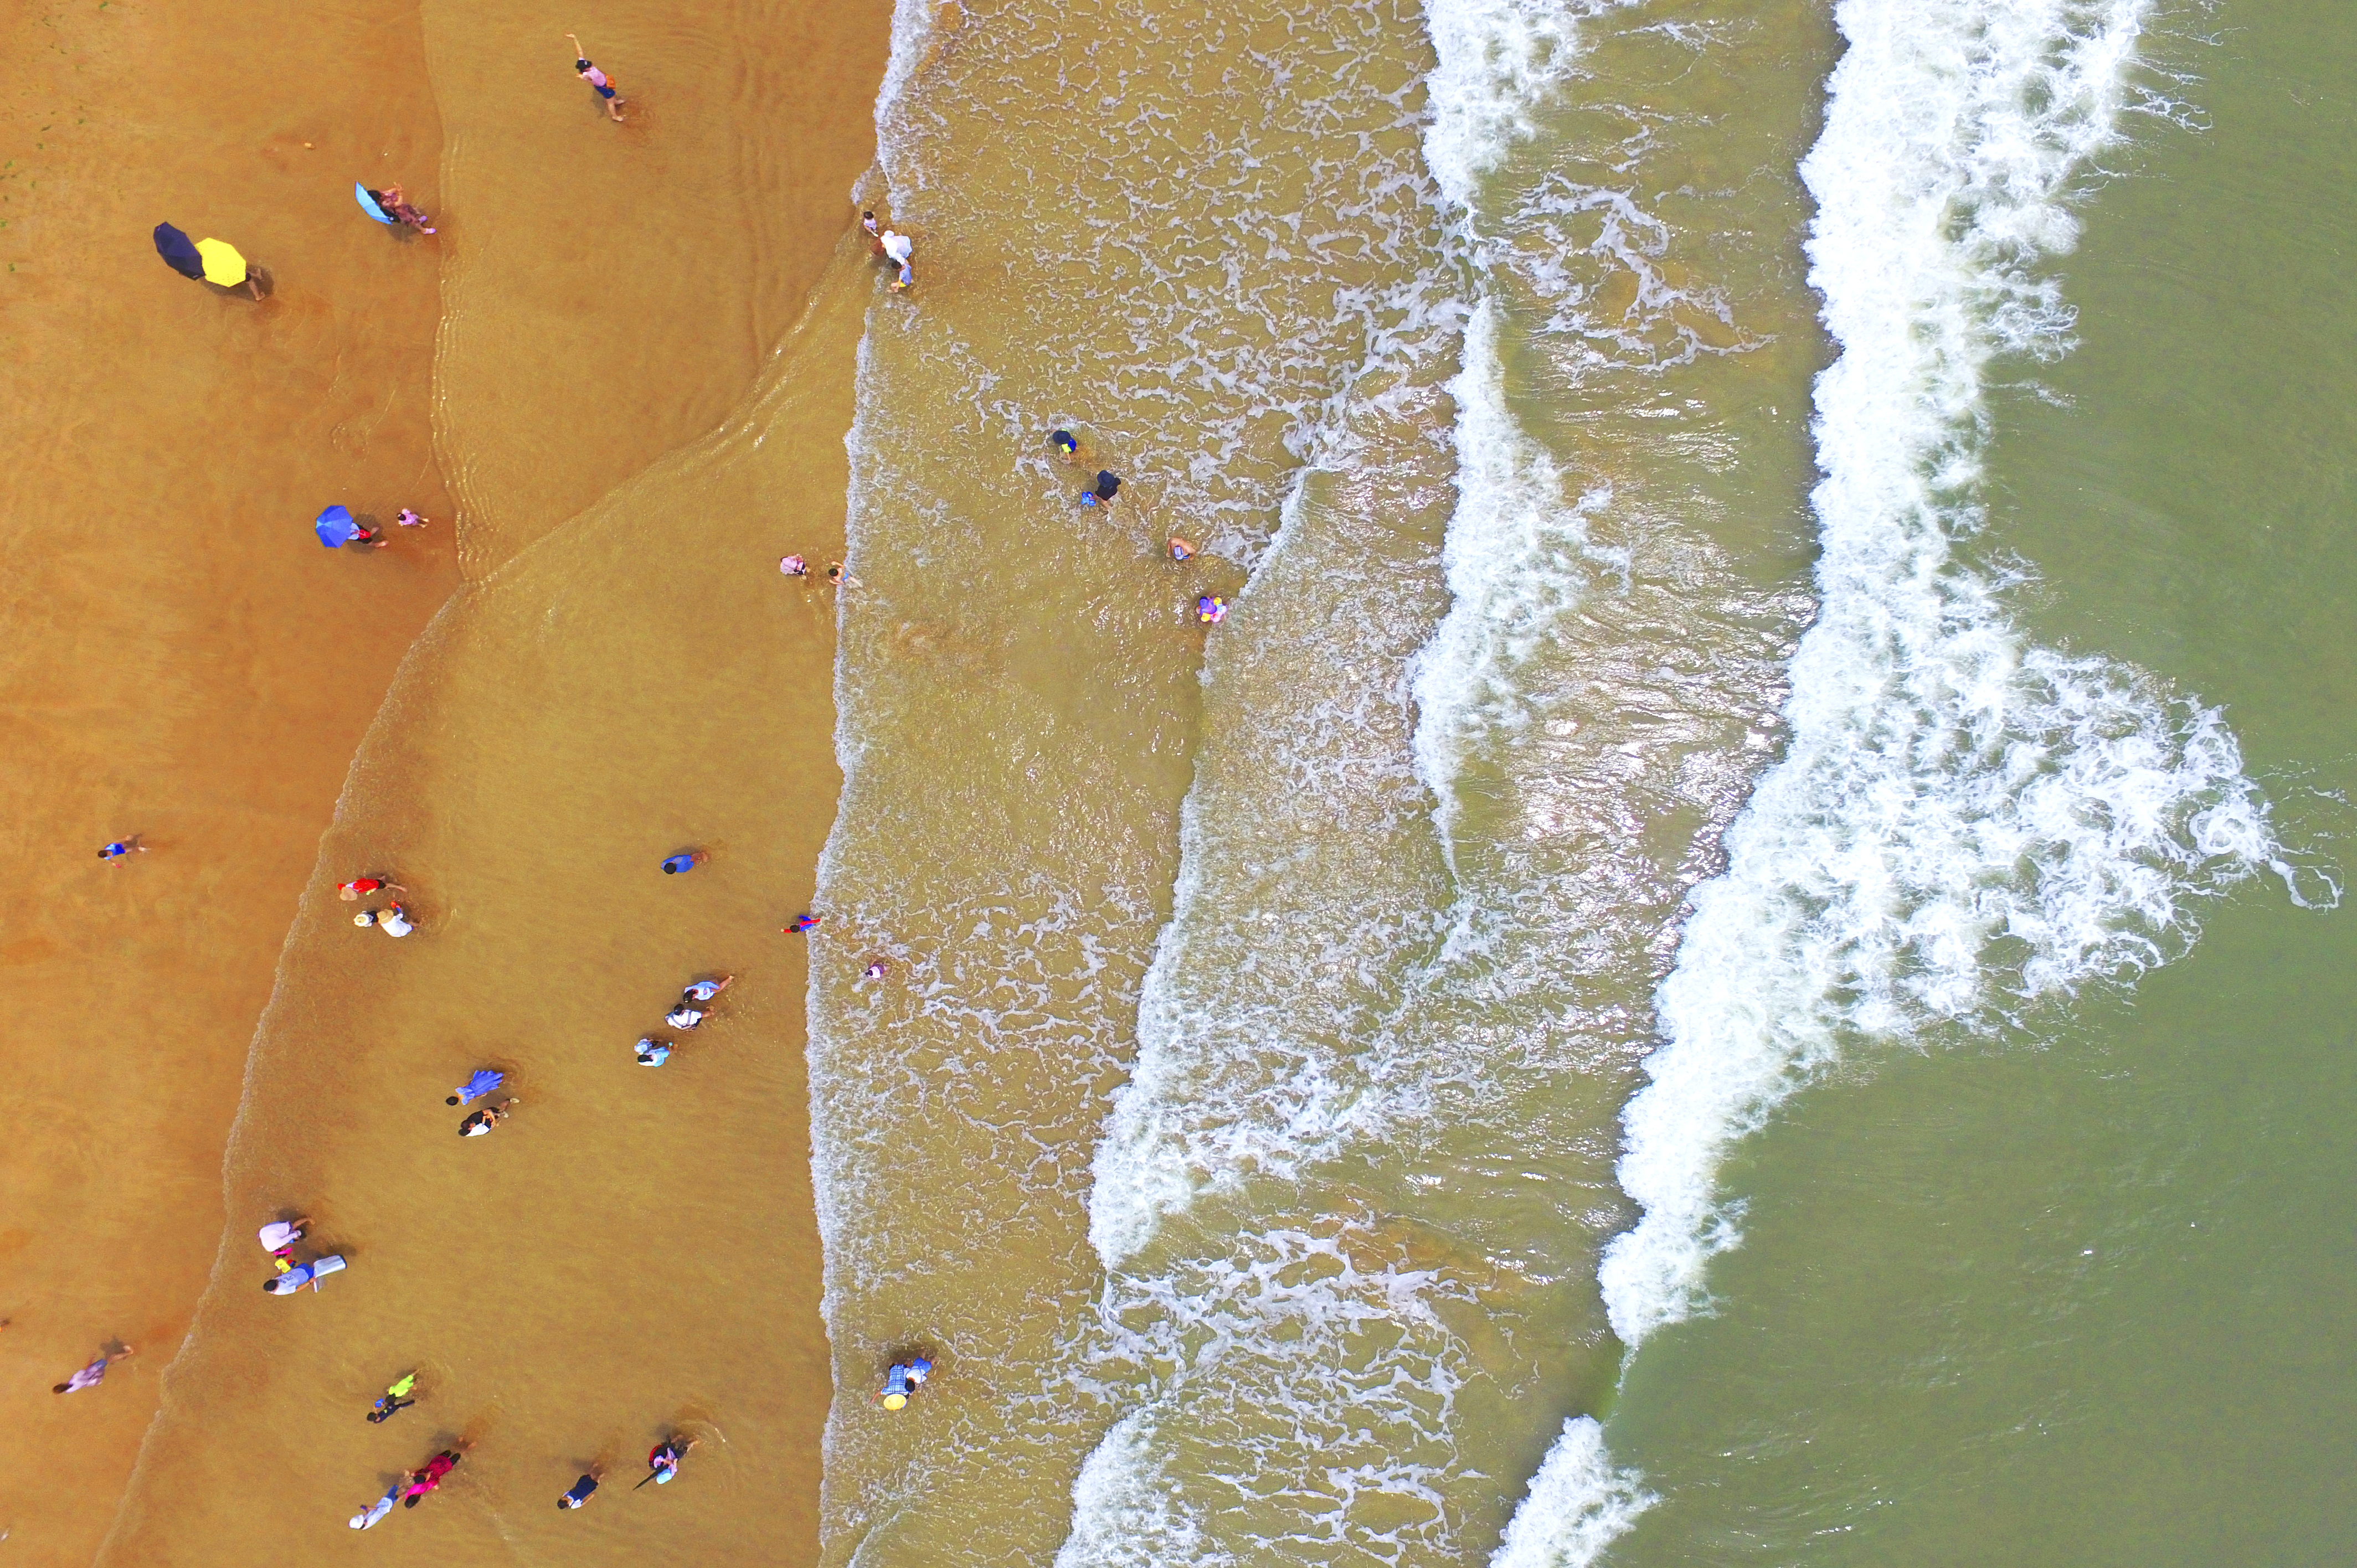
[194,238,247,286]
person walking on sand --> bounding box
[459,1097,517,1137]
[53,1344,133,1394]
[98,835,146,862]
[338,875,405,901]
[568,35,626,121]
[559,1468,603,1510]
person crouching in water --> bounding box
[873,1355,934,1410]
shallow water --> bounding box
[16,0,2355,1561]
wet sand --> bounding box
[2,0,889,1559]
[0,1,455,1557]
[99,261,872,1563]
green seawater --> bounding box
[1603,5,2357,1561]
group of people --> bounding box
[1047,427,1228,622]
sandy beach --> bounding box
[2,0,885,1559]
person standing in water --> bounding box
[53,1344,133,1394]
[635,1036,673,1066]
[881,228,914,292]
[559,1468,603,1510]
[459,1098,517,1137]
[1048,429,1082,463]
[680,974,733,1004]
[874,1355,934,1410]
[257,1216,311,1271]
[447,1067,504,1106]
[402,1448,464,1506]
[337,875,404,902]
[367,1370,420,1423]
[567,34,626,120]
[354,902,414,937]
[1078,471,1121,508]
[370,184,436,234]
[642,1435,697,1487]
[349,1479,402,1530]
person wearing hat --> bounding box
[874,1355,933,1411]
[568,34,626,121]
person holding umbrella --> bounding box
[153,223,261,300]
[357,183,435,234]
[314,505,388,550]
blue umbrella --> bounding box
[153,222,205,278]
[314,504,356,549]
[354,184,395,225]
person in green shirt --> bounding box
[367,1371,419,1424]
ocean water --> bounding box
[816,0,2355,1563]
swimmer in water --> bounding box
[661,850,707,875]
[827,563,861,590]
[1168,536,1197,561]
[97,835,146,862]
[395,508,427,528]
[863,958,889,981]
[788,913,822,933]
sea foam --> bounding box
[1596,0,2279,1350]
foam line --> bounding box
[1597,0,2278,1349]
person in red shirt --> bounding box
[402,1450,462,1507]
[338,875,406,902]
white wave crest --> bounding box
[1597,0,2279,1348]
[1410,295,1619,852]
[1488,1417,1658,1568]
[1053,1412,1221,1568]
[1421,0,1621,209]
